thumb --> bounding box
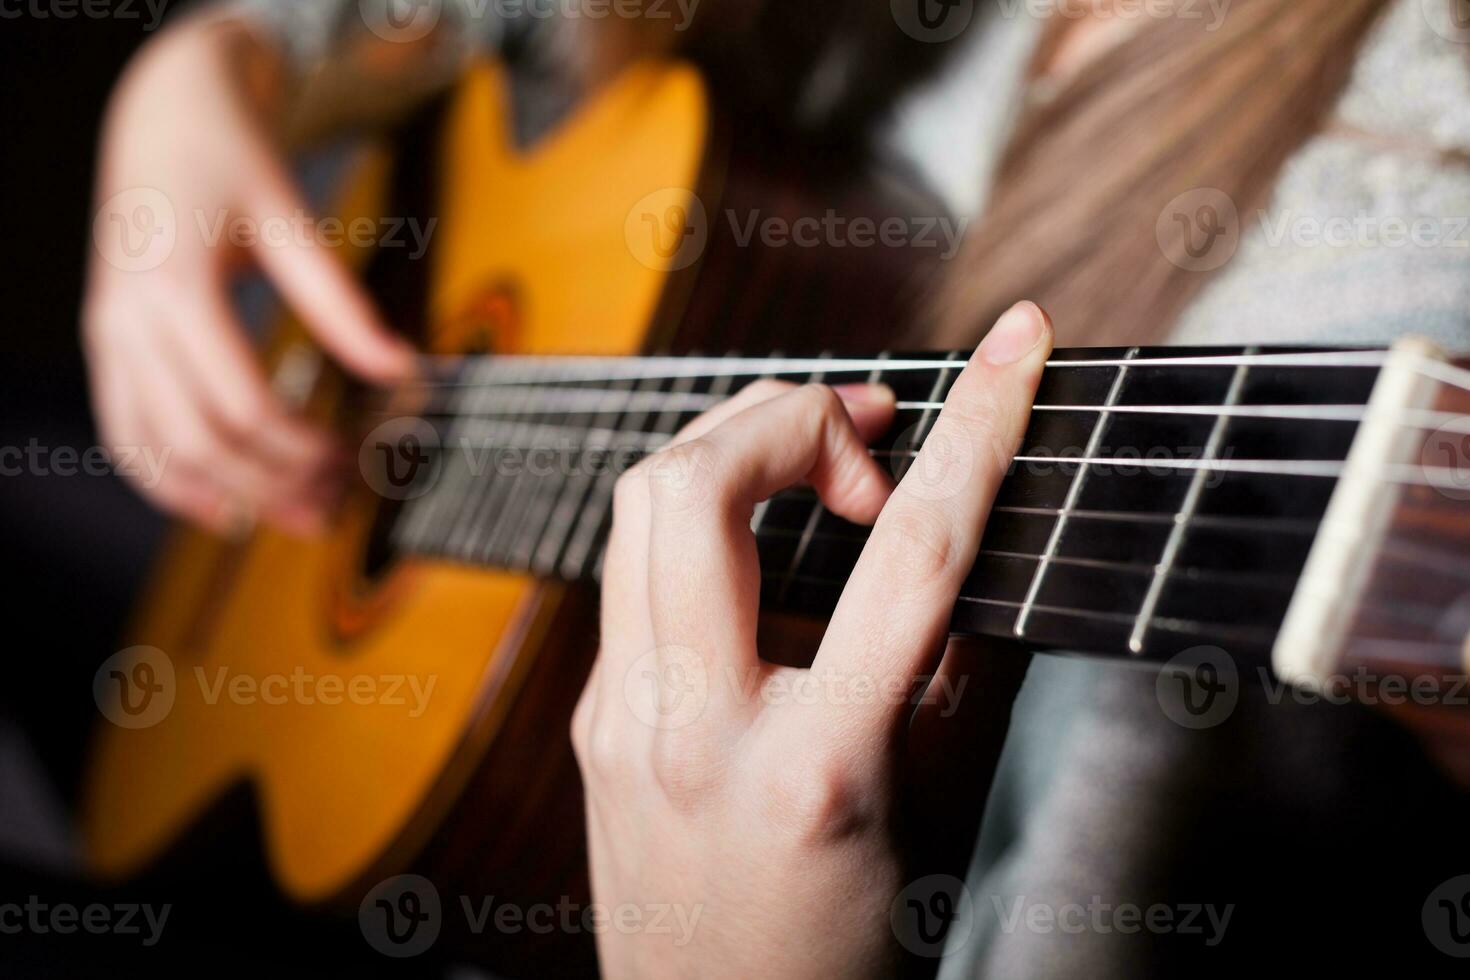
[244,172,417,384]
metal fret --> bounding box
[1127,352,1255,654]
[567,356,748,582]
[1015,348,1139,639]
[895,351,962,483]
[559,370,695,581]
[774,352,840,603]
[463,371,552,560]
[510,372,659,571]
[373,345,1399,666]
[425,359,508,556]
[583,371,701,582]
[479,367,574,566]
[744,352,792,540]
[529,380,636,577]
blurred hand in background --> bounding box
[82,16,415,536]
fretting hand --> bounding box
[574,301,1053,977]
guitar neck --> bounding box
[377,345,1419,667]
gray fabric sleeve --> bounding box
[208,0,504,139]
[226,0,501,78]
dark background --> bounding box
[0,3,178,804]
[0,5,406,975]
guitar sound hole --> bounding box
[360,496,404,583]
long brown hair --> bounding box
[931,0,1393,348]
[611,0,1396,347]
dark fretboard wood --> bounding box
[377,347,1395,667]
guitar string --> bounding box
[374,399,1470,435]
[753,528,1302,591]
[399,348,1395,386]
[408,539,1464,664]
[399,442,1470,619]
[752,565,1466,651]
[364,414,1470,488]
[752,526,1470,592]
[386,395,1376,423]
[397,399,1467,649]
[754,496,1324,536]
[380,352,1469,661]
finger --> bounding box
[168,286,340,474]
[85,323,206,528]
[143,459,238,535]
[594,382,895,741]
[667,380,893,449]
[644,383,897,702]
[594,456,658,727]
[243,172,416,384]
[809,301,1052,743]
[665,379,794,448]
[84,309,234,531]
[129,330,335,532]
[605,381,894,666]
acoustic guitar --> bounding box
[83,56,1470,970]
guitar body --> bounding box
[84,56,935,972]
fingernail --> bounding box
[978,301,1048,365]
[832,383,895,407]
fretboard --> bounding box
[377,347,1397,665]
